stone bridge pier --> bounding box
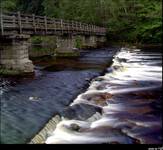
[0,34,107,74]
[55,34,106,52]
[56,35,76,52]
[82,35,107,48]
[83,35,97,48]
[0,12,107,74]
[96,36,107,47]
[0,35,34,74]
[55,34,80,57]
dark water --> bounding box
[0,48,117,144]
[45,48,162,144]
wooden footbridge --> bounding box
[0,12,107,74]
[0,12,106,36]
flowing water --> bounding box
[45,48,162,144]
[0,47,162,144]
[0,48,117,144]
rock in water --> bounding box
[60,103,102,121]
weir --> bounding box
[0,12,107,74]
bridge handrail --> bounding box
[0,12,106,36]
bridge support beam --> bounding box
[0,35,34,74]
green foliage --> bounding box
[135,0,162,43]
[31,36,57,46]
[1,0,162,44]
[31,36,43,45]
[16,0,44,15]
[1,0,44,14]
[1,0,17,11]
[42,0,59,17]
[75,37,82,49]
[0,68,21,75]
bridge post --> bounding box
[0,11,4,35]
[0,35,34,75]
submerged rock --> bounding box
[60,103,102,121]
[69,123,81,131]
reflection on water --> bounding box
[46,48,162,144]
[0,48,116,144]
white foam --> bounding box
[45,48,162,144]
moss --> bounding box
[31,36,42,45]
[31,36,57,47]
[75,37,82,49]
[31,46,48,52]
[0,68,34,76]
[30,36,57,57]
[0,68,21,76]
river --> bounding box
[0,47,117,144]
[0,47,162,144]
[45,47,162,144]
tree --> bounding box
[1,0,162,44]
[1,0,17,11]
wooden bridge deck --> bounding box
[0,12,106,36]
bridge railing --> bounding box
[0,12,106,36]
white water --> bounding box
[45,48,162,144]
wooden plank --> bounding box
[60,19,63,32]
[0,13,4,35]
[3,19,16,23]
[32,14,36,33]
[75,21,77,30]
[12,15,16,28]
[52,19,56,30]
[0,12,106,36]
[44,16,47,34]
[2,15,15,19]
[3,24,18,28]
[79,23,82,31]
[17,11,22,34]
[25,17,29,24]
